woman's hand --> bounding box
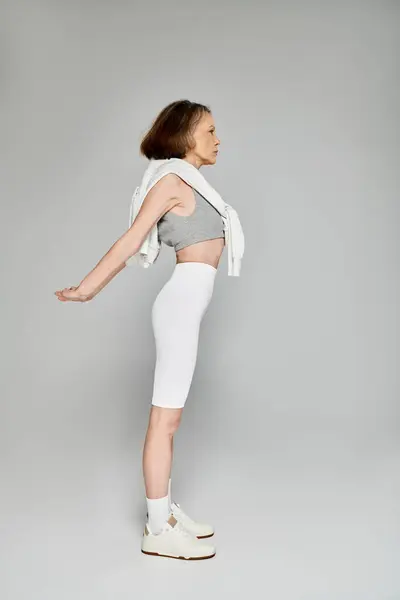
[54,286,93,303]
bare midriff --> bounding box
[175,237,225,270]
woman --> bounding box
[55,100,237,561]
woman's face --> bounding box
[186,112,220,167]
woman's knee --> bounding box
[148,406,183,436]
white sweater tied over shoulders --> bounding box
[125,158,245,276]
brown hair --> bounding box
[140,99,211,160]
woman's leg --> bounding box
[142,405,182,533]
[143,263,216,534]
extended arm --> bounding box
[76,175,182,300]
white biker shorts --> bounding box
[150,262,217,409]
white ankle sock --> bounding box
[146,494,170,534]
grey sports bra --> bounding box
[157,188,225,251]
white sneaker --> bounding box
[141,514,216,560]
[171,502,214,539]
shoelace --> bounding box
[172,503,194,526]
[170,520,195,539]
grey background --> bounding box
[1,1,399,599]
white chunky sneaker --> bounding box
[141,514,216,560]
[171,502,214,539]
[145,503,215,538]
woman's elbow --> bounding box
[120,226,149,263]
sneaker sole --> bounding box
[141,550,216,560]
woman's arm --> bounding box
[76,175,182,300]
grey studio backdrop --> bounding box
[1,2,399,599]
